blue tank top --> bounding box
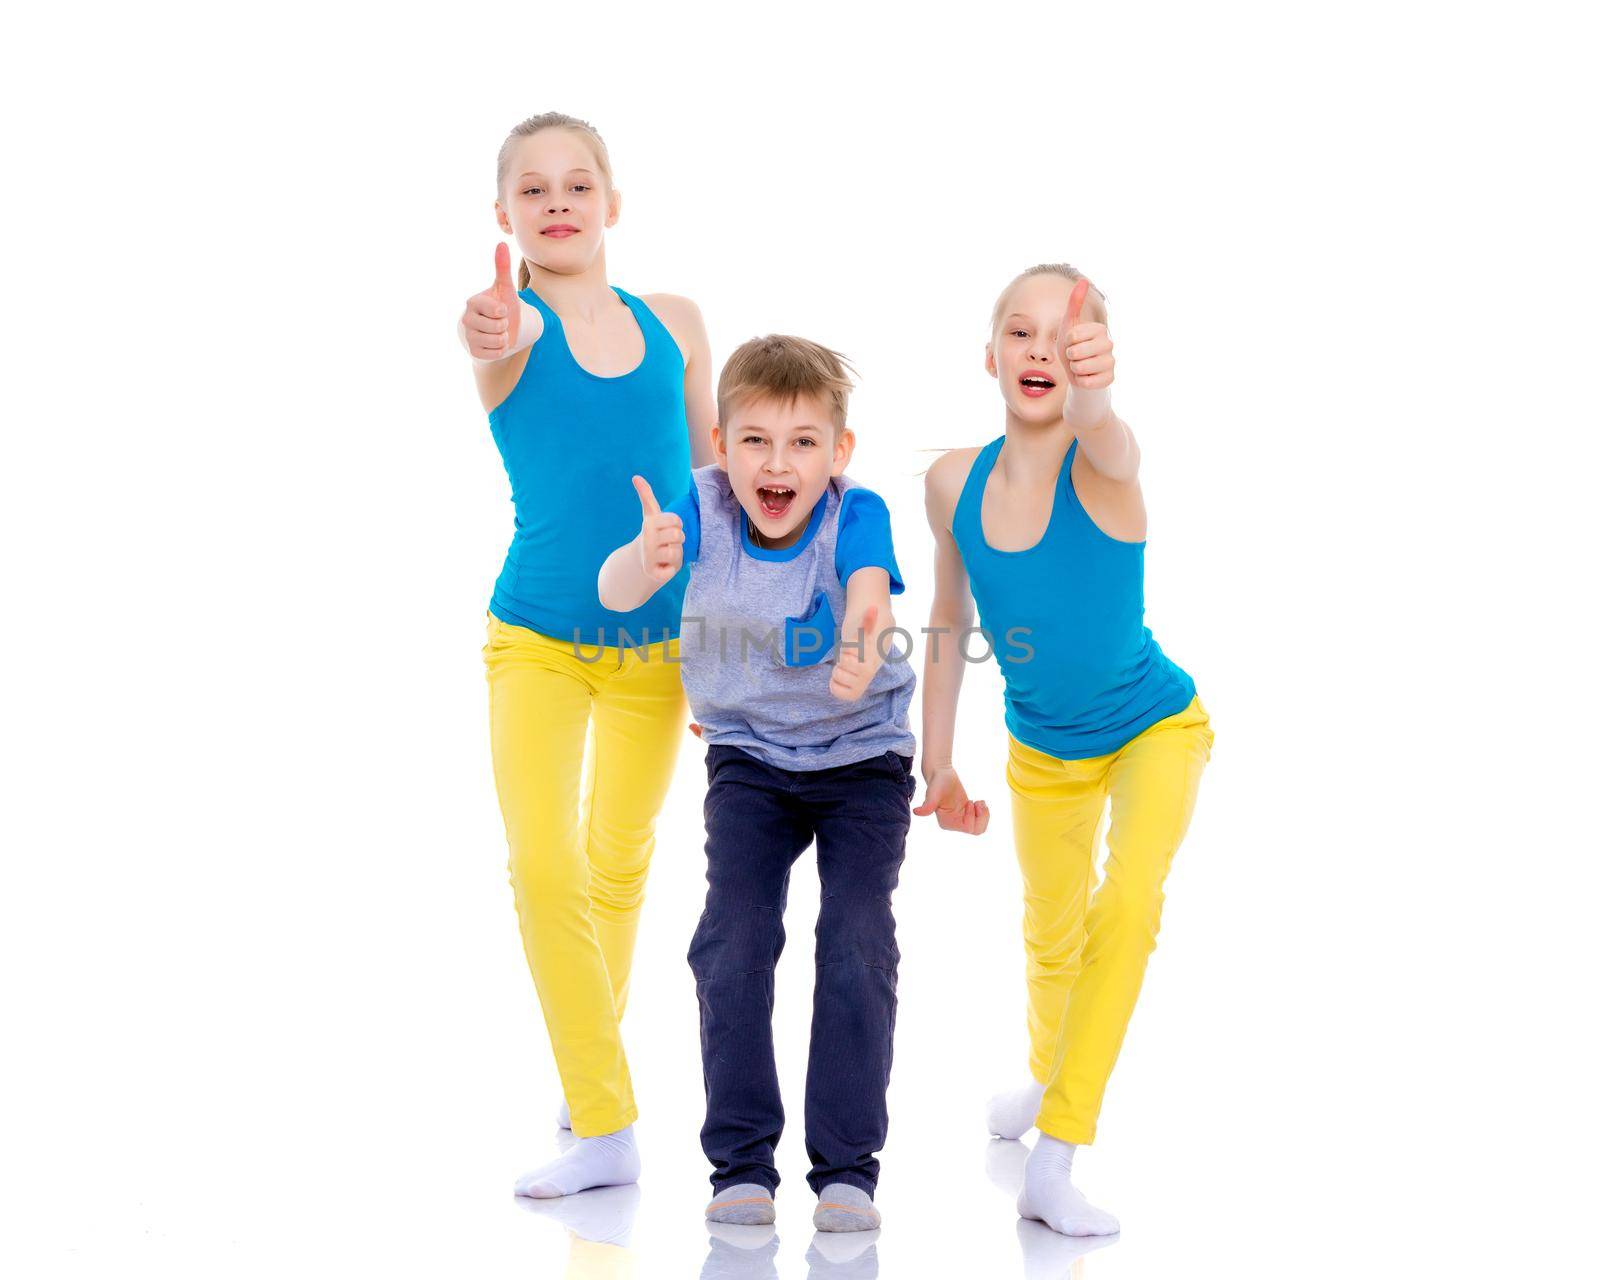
[950,434,1196,760]
[486,285,691,646]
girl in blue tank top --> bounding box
[457,112,714,1201]
[917,265,1216,1239]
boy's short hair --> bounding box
[717,334,857,434]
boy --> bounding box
[598,334,916,1232]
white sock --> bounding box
[987,1079,1046,1139]
[556,1098,571,1130]
[1016,1135,1120,1237]
[513,1124,641,1199]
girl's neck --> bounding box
[998,415,1076,482]
[523,248,618,322]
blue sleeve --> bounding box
[663,483,700,564]
[834,488,905,594]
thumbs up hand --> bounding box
[460,242,535,361]
[633,475,684,583]
[1057,276,1116,429]
[830,601,885,702]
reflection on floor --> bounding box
[516,1136,1120,1279]
[521,1181,640,1248]
[701,1221,880,1278]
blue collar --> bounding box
[741,488,830,561]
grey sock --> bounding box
[812,1182,881,1232]
[705,1182,776,1225]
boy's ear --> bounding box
[984,342,997,378]
[833,426,856,474]
[710,421,727,465]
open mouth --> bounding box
[1018,373,1057,398]
[756,484,796,519]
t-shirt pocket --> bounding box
[783,589,837,667]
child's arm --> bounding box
[681,302,716,469]
[914,452,989,834]
[644,293,717,470]
[828,489,904,703]
[830,570,892,702]
[1059,278,1140,483]
[458,243,544,412]
[597,476,690,613]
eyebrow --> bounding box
[517,169,596,180]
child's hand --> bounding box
[461,243,522,360]
[830,603,884,702]
[632,475,684,583]
[1058,277,1116,428]
[913,765,990,834]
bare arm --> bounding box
[679,299,716,469]
[646,293,716,468]
[1070,402,1141,482]
[597,534,656,614]
[911,450,989,833]
[597,475,683,613]
[920,454,977,774]
[829,567,893,702]
[1058,283,1140,483]
[459,243,544,414]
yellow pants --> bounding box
[1006,694,1214,1145]
[483,614,688,1137]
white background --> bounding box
[4,3,1597,1276]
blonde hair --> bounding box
[989,262,1108,337]
[718,335,857,435]
[495,112,616,290]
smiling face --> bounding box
[713,393,853,550]
[985,273,1106,422]
[494,128,619,275]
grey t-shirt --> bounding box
[665,464,917,771]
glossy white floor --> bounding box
[14,672,1590,1278]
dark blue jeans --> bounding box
[687,744,915,1197]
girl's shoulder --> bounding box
[923,444,989,529]
[636,291,705,365]
[637,290,702,316]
